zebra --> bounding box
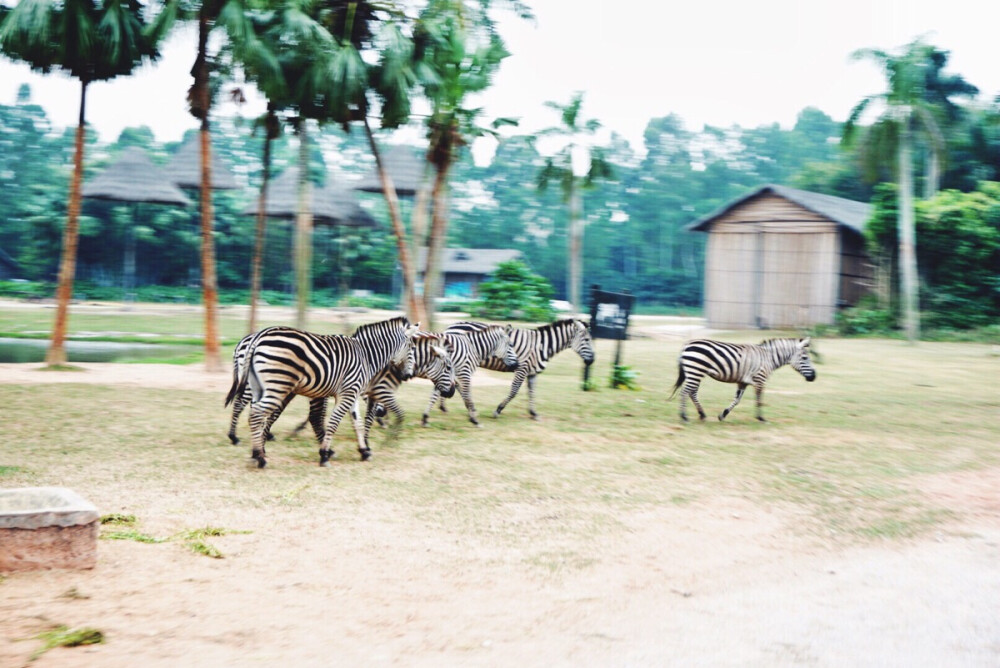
[669,337,816,423]
[225,316,419,468]
[416,324,519,427]
[351,331,461,445]
[443,319,595,420]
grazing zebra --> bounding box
[419,324,519,427]
[444,319,595,420]
[669,337,816,423]
[226,316,418,468]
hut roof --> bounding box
[81,147,191,206]
[687,184,871,235]
[417,247,521,275]
[164,136,239,190]
[243,167,378,228]
[355,145,427,196]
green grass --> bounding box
[1,333,998,570]
[28,626,104,661]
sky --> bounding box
[0,0,998,157]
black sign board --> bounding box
[589,286,635,341]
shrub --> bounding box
[469,260,556,322]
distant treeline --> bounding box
[1,87,999,311]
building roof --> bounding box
[164,136,239,190]
[355,145,427,196]
[687,184,871,235]
[82,147,192,206]
[417,248,521,275]
[242,167,378,228]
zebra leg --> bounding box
[457,377,480,427]
[719,383,747,421]
[349,396,373,461]
[527,375,538,420]
[248,397,285,468]
[754,383,766,422]
[494,367,528,418]
[681,378,708,422]
[228,388,249,445]
[422,388,441,426]
[306,397,327,443]
[318,394,354,466]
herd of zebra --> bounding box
[224,314,817,469]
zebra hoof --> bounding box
[421,415,429,427]
[439,404,448,413]
[757,416,767,423]
[229,434,240,445]
[253,455,267,469]
[360,448,372,462]
[265,432,276,442]
[680,415,689,423]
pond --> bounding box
[0,338,199,364]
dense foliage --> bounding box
[468,260,554,321]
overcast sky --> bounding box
[0,0,997,154]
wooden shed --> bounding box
[688,184,873,329]
[416,247,521,299]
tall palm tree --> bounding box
[153,0,265,368]
[247,104,281,332]
[844,39,956,343]
[0,0,161,366]
[412,0,516,328]
[919,47,978,198]
[537,92,614,314]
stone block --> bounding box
[0,487,99,572]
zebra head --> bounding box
[394,322,420,380]
[571,319,595,366]
[428,342,458,398]
[792,337,816,382]
[494,324,519,371]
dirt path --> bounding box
[1,363,998,666]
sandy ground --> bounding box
[2,358,999,665]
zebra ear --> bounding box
[505,324,513,334]
[431,344,447,358]
[800,337,811,348]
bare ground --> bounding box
[1,363,998,666]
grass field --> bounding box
[2,324,997,548]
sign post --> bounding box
[583,284,636,389]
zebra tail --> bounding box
[225,334,261,407]
[668,364,685,400]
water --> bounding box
[0,338,197,363]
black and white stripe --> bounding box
[420,324,518,427]
[669,337,816,422]
[444,319,595,420]
[225,316,418,467]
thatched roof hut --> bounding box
[242,167,378,228]
[164,136,239,190]
[355,145,427,196]
[82,147,191,206]
[688,184,873,329]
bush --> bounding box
[835,302,897,336]
[469,260,556,322]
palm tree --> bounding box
[153,0,265,367]
[247,104,281,332]
[537,92,614,314]
[844,39,962,343]
[919,47,978,198]
[0,0,161,366]
[412,0,516,328]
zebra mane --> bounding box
[353,316,410,338]
[536,318,583,333]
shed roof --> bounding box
[417,248,521,275]
[242,167,378,228]
[164,136,239,190]
[687,184,871,235]
[82,147,192,206]
[355,145,427,196]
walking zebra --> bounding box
[419,324,518,427]
[353,331,459,447]
[444,319,595,420]
[226,316,419,468]
[669,337,816,423]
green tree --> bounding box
[0,0,161,365]
[470,259,554,322]
[537,92,614,314]
[845,39,946,343]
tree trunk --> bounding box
[199,119,222,371]
[923,151,940,200]
[898,126,920,343]
[45,79,88,366]
[362,119,425,325]
[423,161,451,331]
[193,12,222,372]
[294,121,313,330]
[411,166,432,305]
[248,108,276,334]
[567,180,583,315]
